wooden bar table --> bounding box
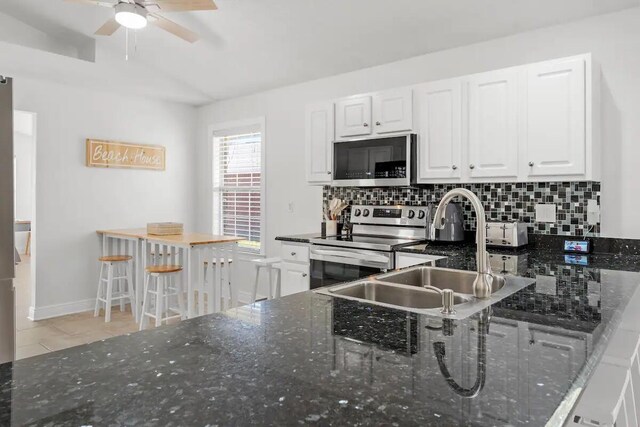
[97,229,241,321]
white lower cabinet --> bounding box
[280,262,310,296]
[524,325,588,422]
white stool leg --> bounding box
[274,268,281,299]
[267,266,274,299]
[105,263,114,323]
[118,263,125,312]
[126,260,136,319]
[139,273,150,331]
[155,275,163,327]
[94,262,104,317]
[251,265,260,304]
[176,273,186,320]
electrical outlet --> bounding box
[587,199,600,225]
[535,204,556,223]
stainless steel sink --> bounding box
[315,266,535,319]
[328,281,470,309]
[377,266,506,294]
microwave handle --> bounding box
[312,248,389,264]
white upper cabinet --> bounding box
[467,69,519,178]
[372,88,413,134]
[305,102,334,184]
[523,57,587,177]
[335,95,372,138]
[414,79,462,182]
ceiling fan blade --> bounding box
[95,18,121,36]
[144,0,217,12]
[149,14,199,43]
[65,0,116,7]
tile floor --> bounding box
[14,256,144,360]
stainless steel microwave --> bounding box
[332,133,416,187]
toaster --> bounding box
[485,222,529,248]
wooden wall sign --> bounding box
[86,139,165,170]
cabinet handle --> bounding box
[469,164,475,169]
[375,121,381,126]
[291,252,296,256]
[302,273,308,277]
[452,165,457,170]
[327,171,332,175]
[528,161,534,167]
[363,123,369,127]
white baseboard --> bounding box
[29,298,95,321]
[29,291,268,321]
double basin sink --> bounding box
[315,265,532,319]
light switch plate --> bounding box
[535,204,556,223]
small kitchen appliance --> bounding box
[426,202,464,242]
[485,222,529,248]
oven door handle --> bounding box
[311,248,389,264]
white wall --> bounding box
[11,77,197,318]
[196,7,640,283]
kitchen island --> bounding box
[2,244,640,425]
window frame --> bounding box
[209,117,266,255]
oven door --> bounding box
[309,246,393,290]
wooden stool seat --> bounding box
[99,255,133,262]
[146,265,183,274]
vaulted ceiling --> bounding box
[0,0,637,106]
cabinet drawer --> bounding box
[281,243,310,263]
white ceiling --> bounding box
[0,0,637,106]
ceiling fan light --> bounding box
[114,3,148,29]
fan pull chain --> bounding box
[125,28,129,61]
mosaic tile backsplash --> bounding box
[323,181,601,237]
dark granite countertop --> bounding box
[2,243,640,425]
[275,233,322,243]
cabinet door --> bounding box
[373,88,413,134]
[468,70,518,178]
[281,262,310,296]
[305,102,334,184]
[525,326,588,421]
[415,80,462,181]
[335,96,372,138]
[524,58,586,176]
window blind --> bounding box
[213,132,262,252]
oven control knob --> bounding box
[353,209,361,217]
[418,210,426,219]
[363,209,370,217]
[408,210,416,219]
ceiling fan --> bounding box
[65,0,217,43]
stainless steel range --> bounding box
[309,205,428,289]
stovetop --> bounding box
[310,234,426,251]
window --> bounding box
[212,121,264,253]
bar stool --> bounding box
[94,255,135,323]
[202,259,233,312]
[140,265,185,330]
[250,258,282,303]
